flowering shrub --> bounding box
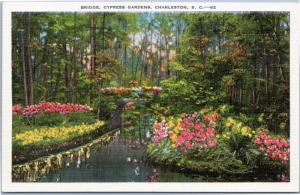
[253,129,289,165]
[142,84,162,94]
[152,86,163,94]
[202,111,221,126]
[148,110,290,180]
[12,104,23,115]
[221,117,254,139]
[151,120,169,144]
[14,121,105,146]
[21,102,93,117]
[151,111,220,154]
[147,108,290,180]
[129,80,138,87]
[174,113,218,151]
[99,86,162,95]
[99,87,132,95]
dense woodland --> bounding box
[12,12,290,182]
[12,12,289,130]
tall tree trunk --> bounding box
[158,35,162,83]
[155,38,159,83]
[25,13,34,105]
[40,32,49,101]
[239,81,243,107]
[64,65,70,103]
[102,13,106,51]
[264,51,269,104]
[149,29,154,81]
[252,39,258,110]
[273,15,284,97]
[123,21,128,79]
[165,35,170,77]
[72,13,78,103]
[53,65,62,100]
[64,42,71,103]
[142,32,148,81]
[40,50,47,87]
[135,48,142,80]
[89,13,96,104]
[143,52,148,79]
[131,34,135,80]
[90,13,96,75]
[18,14,29,106]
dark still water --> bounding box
[38,130,206,182]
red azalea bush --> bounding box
[21,102,93,117]
[12,104,23,115]
[253,129,289,165]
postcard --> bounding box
[1,0,300,192]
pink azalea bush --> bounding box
[175,113,218,151]
[151,111,219,153]
[20,102,93,117]
[253,129,289,165]
[151,121,169,144]
[152,86,163,94]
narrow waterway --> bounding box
[38,131,208,182]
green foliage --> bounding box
[12,112,97,136]
[174,12,289,131]
[29,113,65,126]
[95,95,118,120]
[159,78,195,113]
[65,112,97,124]
[168,61,188,74]
[147,139,182,163]
[147,140,252,176]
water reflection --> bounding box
[39,130,152,182]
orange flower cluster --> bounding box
[143,86,162,94]
[99,87,132,95]
[203,111,221,126]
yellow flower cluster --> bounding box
[167,118,182,146]
[14,121,105,146]
[167,120,175,128]
[225,117,235,128]
[170,134,177,143]
[222,117,254,139]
